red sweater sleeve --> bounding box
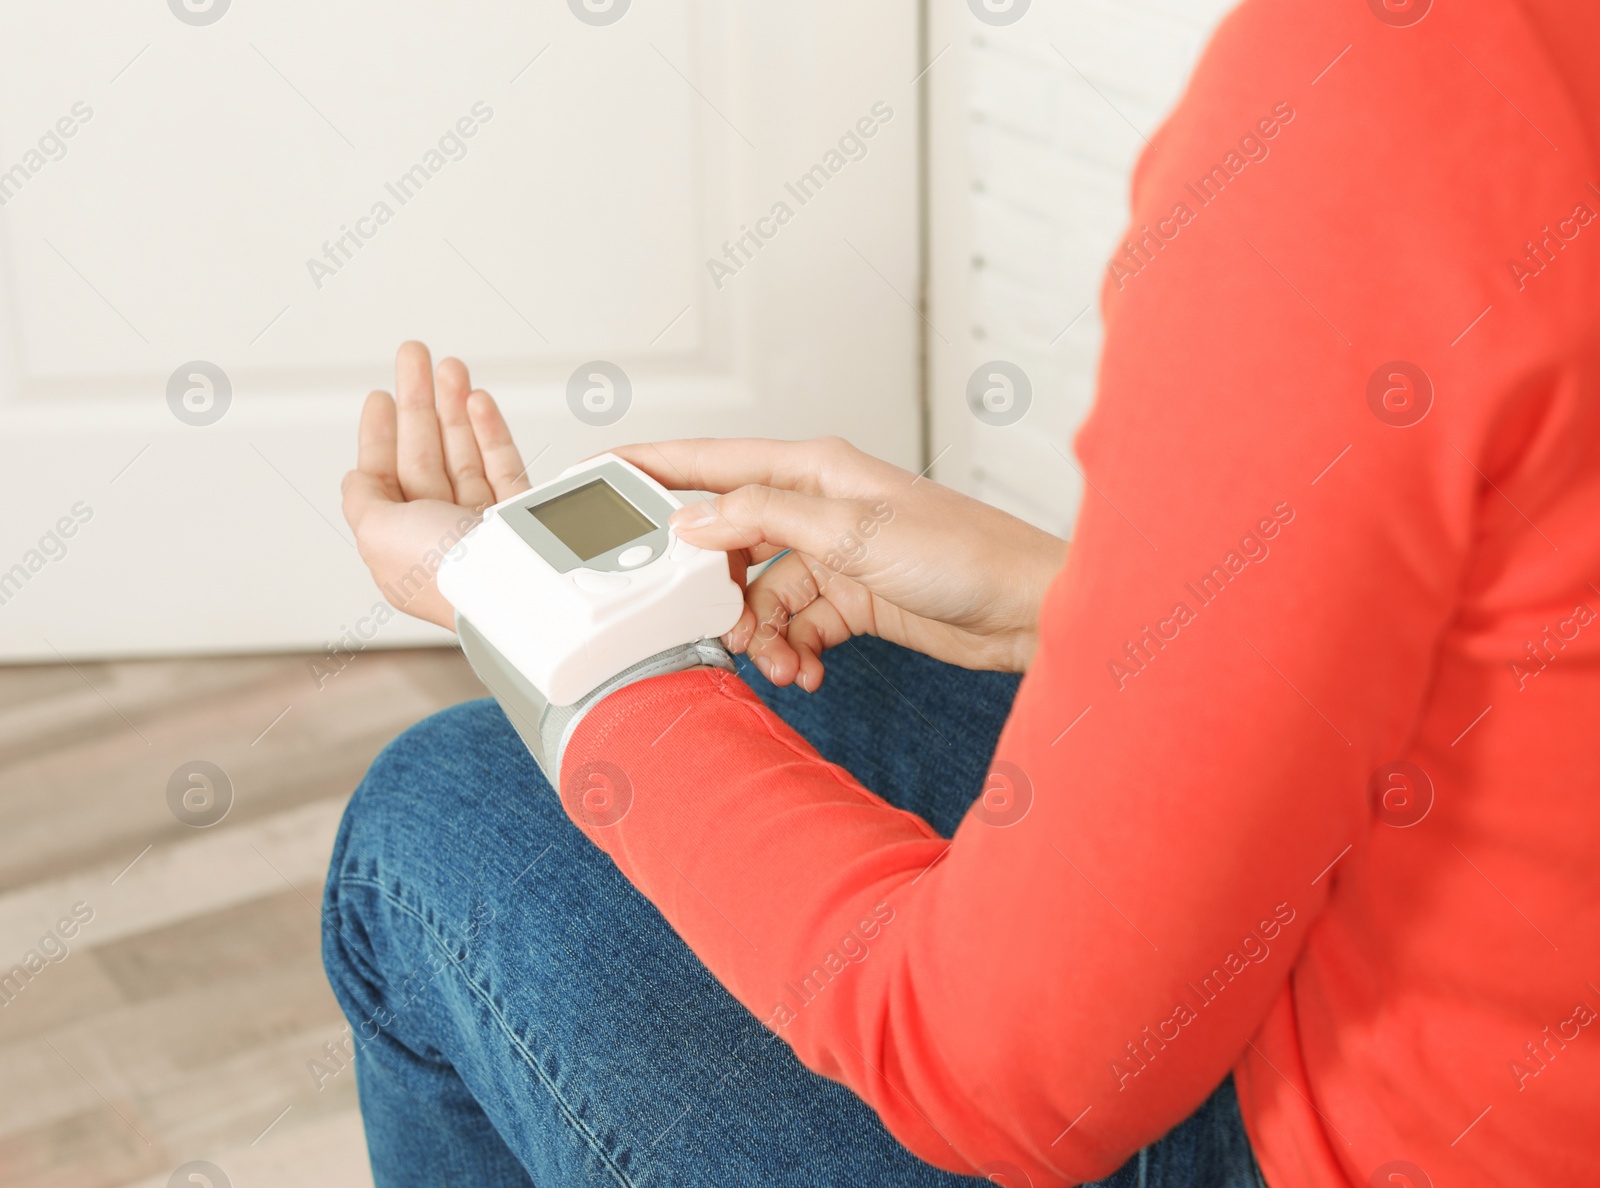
[562,2,1600,1184]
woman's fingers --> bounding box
[786,592,857,665]
[738,553,869,690]
[670,484,881,577]
[791,643,824,692]
[741,551,815,682]
[343,392,400,533]
[344,391,401,535]
[394,342,454,502]
[613,436,897,500]
[355,390,400,496]
[612,439,818,496]
[676,484,890,682]
[365,345,527,510]
[740,551,865,688]
[745,542,788,564]
[745,552,820,644]
[775,569,868,691]
[719,601,758,654]
[434,358,496,510]
[466,389,532,502]
[340,467,396,540]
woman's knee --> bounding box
[321,698,549,992]
[331,698,542,877]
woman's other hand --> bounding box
[612,437,1069,690]
[341,342,530,630]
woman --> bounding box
[323,0,1600,1183]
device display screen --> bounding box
[528,479,656,561]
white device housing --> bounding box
[437,453,744,706]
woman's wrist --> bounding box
[1006,535,1069,672]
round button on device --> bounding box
[617,544,655,568]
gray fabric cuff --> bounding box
[455,615,735,785]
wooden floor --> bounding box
[0,646,485,1188]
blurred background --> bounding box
[0,0,1230,1183]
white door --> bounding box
[0,0,921,661]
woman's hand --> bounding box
[611,437,1068,690]
[341,342,530,630]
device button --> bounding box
[572,571,630,593]
[617,544,655,568]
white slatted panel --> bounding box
[929,0,1235,534]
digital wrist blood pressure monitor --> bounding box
[438,453,745,782]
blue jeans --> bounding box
[323,637,1265,1187]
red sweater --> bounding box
[563,2,1600,1183]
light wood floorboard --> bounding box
[0,647,484,1188]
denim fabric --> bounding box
[323,636,1265,1187]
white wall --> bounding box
[928,0,1235,534]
